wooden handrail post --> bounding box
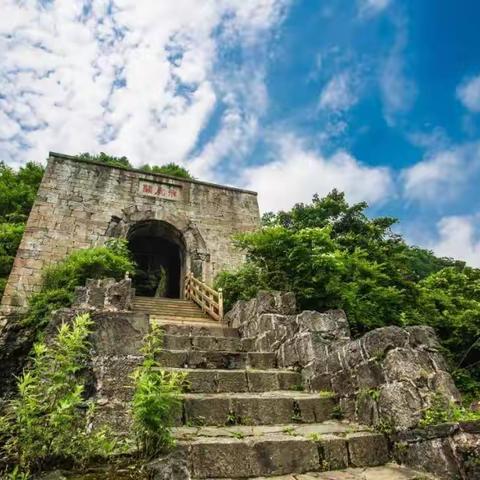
[218,288,224,321]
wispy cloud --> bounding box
[457,74,480,113]
[402,141,480,203]
[379,12,417,125]
[243,133,393,212]
[358,0,392,18]
[319,71,359,113]
[0,0,289,174]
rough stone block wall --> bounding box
[225,291,460,430]
[1,153,260,313]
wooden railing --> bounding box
[184,272,224,322]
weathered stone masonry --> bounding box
[1,152,260,313]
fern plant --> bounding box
[131,326,188,457]
[1,313,115,475]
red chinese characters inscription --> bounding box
[139,181,181,201]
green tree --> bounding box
[406,267,480,399]
[0,162,44,297]
[0,162,44,223]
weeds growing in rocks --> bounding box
[131,325,188,457]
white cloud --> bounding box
[402,141,480,203]
[319,72,358,112]
[358,0,391,18]
[0,0,289,172]
[243,134,393,212]
[430,215,480,267]
[457,74,480,113]
[379,14,417,125]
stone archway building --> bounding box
[0,152,260,313]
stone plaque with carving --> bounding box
[139,180,181,201]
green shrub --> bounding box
[1,313,115,474]
[139,162,194,179]
[41,239,134,292]
[214,263,269,312]
[131,326,187,457]
[24,239,134,328]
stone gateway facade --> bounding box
[0,152,260,313]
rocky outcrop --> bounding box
[392,420,480,479]
[225,291,460,431]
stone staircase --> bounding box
[133,296,211,324]
[154,319,435,479]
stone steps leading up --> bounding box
[206,464,438,479]
[133,296,211,321]
[158,367,303,393]
[155,321,239,337]
[163,334,254,352]
[175,422,389,479]
[156,349,277,369]
[146,312,415,479]
[182,391,335,426]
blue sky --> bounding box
[1,0,480,265]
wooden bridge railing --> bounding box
[184,272,224,322]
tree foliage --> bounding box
[139,162,194,179]
[0,162,44,297]
[0,162,44,224]
[216,191,480,398]
[78,152,193,179]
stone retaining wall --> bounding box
[225,291,460,431]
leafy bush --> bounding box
[214,263,268,312]
[131,326,187,457]
[1,313,115,474]
[405,267,480,401]
[24,239,134,328]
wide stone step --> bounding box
[150,315,217,324]
[133,302,202,312]
[160,368,303,393]
[156,350,276,369]
[143,310,209,318]
[182,391,335,426]
[154,320,239,338]
[163,334,254,352]
[176,422,390,478]
[208,464,437,479]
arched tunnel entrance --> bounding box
[127,220,186,298]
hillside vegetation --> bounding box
[215,191,480,401]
